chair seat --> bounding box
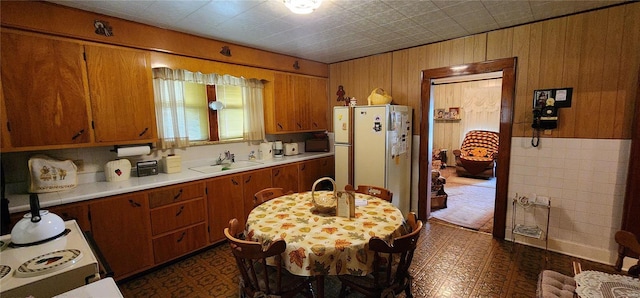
[536,270,576,298]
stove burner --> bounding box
[15,249,83,278]
[9,229,70,248]
[0,265,11,281]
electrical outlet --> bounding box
[73,160,84,172]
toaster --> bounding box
[284,143,299,156]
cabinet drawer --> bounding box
[153,223,207,264]
[150,198,206,235]
[148,182,204,208]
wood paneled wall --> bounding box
[329,2,640,139]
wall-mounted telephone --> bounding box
[532,105,558,130]
[531,88,572,147]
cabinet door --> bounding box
[89,193,153,279]
[293,75,311,131]
[85,45,156,143]
[309,77,328,131]
[272,163,299,193]
[273,73,296,132]
[1,32,91,147]
[242,169,272,220]
[48,202,91,232]
[298,159,322,192]
[207,174,244,243]
[318,156,335,179]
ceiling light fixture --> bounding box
[283,0,322,14]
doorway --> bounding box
[418,58,517,239]
[430,76,502,233]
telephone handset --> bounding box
[531,92,559,147]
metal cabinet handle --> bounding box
[231,178,239,186]
[128,199,141,207]
[71,129,85,140]
[277,123,283,129]
[313,122,318,127]
[138,127,149,137]
[175,205,184,216]
[301,165,306,171]
[245,175,252,183]
[274,170,280,177]
[297,123,302,128]
[173,189,183,200]
[177,232,186,243]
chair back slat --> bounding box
[254,187,285,207]
[368,217,423,291]
[355,185,393,202]
[225,218,299,296]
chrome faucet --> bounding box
[216,151,233,165]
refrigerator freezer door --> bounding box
[385,106,412,215]
[334,144,352,190]
[353,106,387,188]
[333,107,351,144]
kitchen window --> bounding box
[152,68,265,149]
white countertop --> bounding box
[7,152,333,213]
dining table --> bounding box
[245,190,406,298]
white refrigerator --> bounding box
[335,105,412,215]
[333,106,353,191]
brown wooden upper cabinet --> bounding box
[0,31,157,151]
[268,73,328,133]
[1,31,91,148]
[84,45,156,143]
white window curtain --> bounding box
[152,68,265,148]
[153,68,190,149]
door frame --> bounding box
[418,57,517,239]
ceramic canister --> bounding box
[259,142,273,160]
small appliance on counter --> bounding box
[258,142,273,160]
[274,141,284,158]
[305,134,330,152]
[284,143,299,156]
[161,155,181,174]
[104,159,131,182]
[136,160,158,177]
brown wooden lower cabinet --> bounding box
[149,198,206,236]
[272,163,299,193]
[89,192,154,279]
[242,169,272,220]
[207,174,244,243]
[152,223,207,264]
[6,157,334,281]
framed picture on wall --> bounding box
[435,109,445,119]
[449,107,460,119]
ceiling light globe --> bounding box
[283,0,322,14]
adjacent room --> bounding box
[1,1,639,297]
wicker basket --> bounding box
[311,177,337,213]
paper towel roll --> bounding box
[117,146,151,157]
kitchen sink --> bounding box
[189,160,263,174]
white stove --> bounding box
[0,220,100,297]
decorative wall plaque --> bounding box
[94,20,113,37]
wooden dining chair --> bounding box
[253,187,292,207]
[338,215,423,298]
[349,184,393,202]
[224,218,314,298]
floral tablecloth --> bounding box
[575,270,640,298]
[245,191,405,277]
